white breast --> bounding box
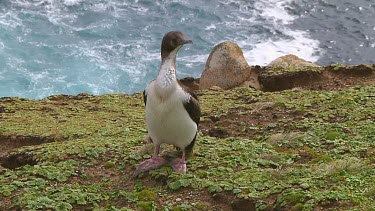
[145,81,197,149]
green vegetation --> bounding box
[261,65,322,77]
[1,84,374,210]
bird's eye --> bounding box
[171,38,178,46]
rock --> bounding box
[240,65,262,89]
[179,77,200,91]
[268,54,319,67]
[200,41,254,90]
[208,86,223,91]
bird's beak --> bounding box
[181,39,193,45]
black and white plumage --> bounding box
[133,31,201,177]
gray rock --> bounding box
[200,41,253,89]
[267,54,319,67]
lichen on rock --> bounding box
[267,54,319,68]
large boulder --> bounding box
[200,41,255,89]
[267,54,319,67]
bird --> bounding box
[133,31,201,177]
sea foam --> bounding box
[242,0,321,65]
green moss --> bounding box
[103,161,115,169]
[332,63,347,71]
[136,201,155,211]
[325,130,341,140]
[291,203,304,211]
[172,204,192,211]
[364,187,375,199]
[135,189,157,201]
[276,189,306,208]
[285,192,305,205]
[261,66,322,77]
[194,202,207,210]
[332,63,346,67]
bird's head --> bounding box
[161,31,192,60]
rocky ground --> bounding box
[0,64,375,210]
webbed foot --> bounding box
[171,158,187,173]
[133,157,167,178]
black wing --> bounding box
[143,90,147,106]
[143,80,154,106]
[143,83,150,144]
[178,81,201,126]
[178,81,201,154]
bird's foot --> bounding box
[133,157,167,178]
[171,158,187,173]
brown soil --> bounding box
[313,65,375,90]
[200,102,304,139]
[0,136,44,158]
[259,68,322,91]
[0,135,58,169]
[258,64,375,92]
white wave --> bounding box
[206,0,321,66]
[0,10,23,28]
[63,0,82,6]
[255,0,296,25]
[244,30,321,65]
[179,54,208,65]
[236,0,322,65]
[12,0,80,7]
[205,24,216,30]
[65,38,160,93]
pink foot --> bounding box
[133,157,167,178]
[171,158,187,173]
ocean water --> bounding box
[0,0,374,99]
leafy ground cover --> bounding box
[0,67,374,210]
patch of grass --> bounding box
[1,85,374,210]
[136,201,155,211]
[261,65,322,77]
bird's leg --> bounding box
[133,145,167,178]
[171,150,187,173]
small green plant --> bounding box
[103,161,115,169]
[325,130,341,140]
[136,201,155,211]
[135,189,157,201]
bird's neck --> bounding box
[156,47,180,88]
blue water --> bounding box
[0,0,374,99]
